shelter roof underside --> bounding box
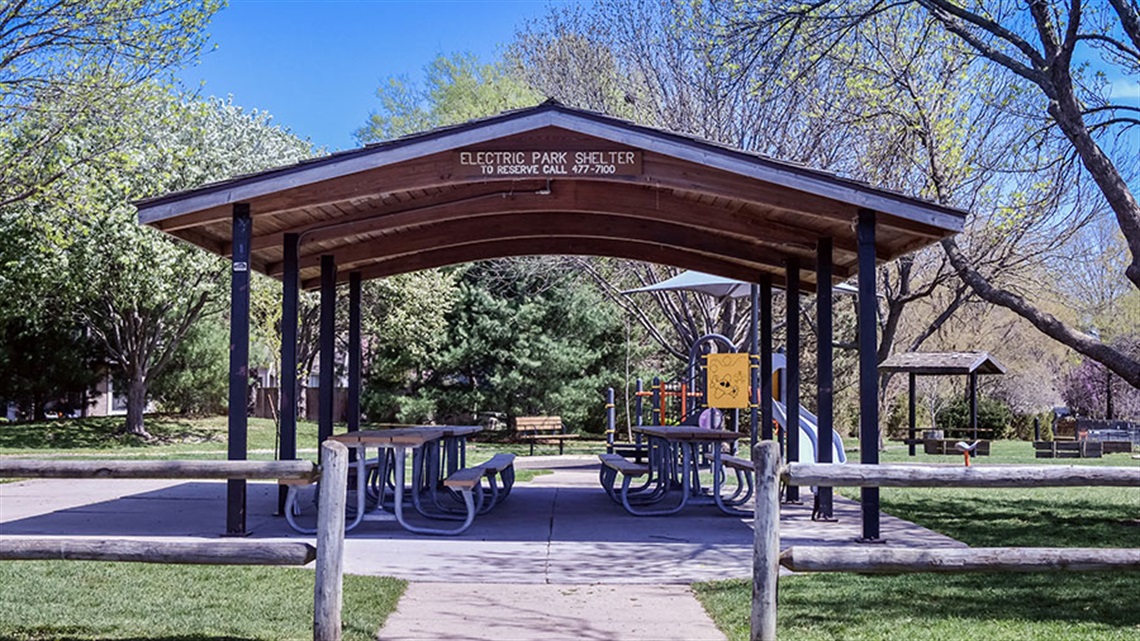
[138,105,966,292]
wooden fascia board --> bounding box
[540,113,967,233]
[138,108,965,235]
[136,111,567,225]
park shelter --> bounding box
[879,351,1007,454]
[134,100,967,539]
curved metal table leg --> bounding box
[712,448,752,516]
[392,445,479,535]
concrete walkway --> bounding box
[0,455,963,640]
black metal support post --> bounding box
[750,283,760,451]
[635,379,644,426]
[785,258,801,502]
[277,233,299,514]
[857,208,881,541]
[908,372,917,457]
[606,387,616,453]
[760,276,774,442]
[651,377,661,425]
[347,272,362,433]
[816,239,834,519]
[969,372,978,440]
[226,203,252,536]
[1034,416,1041,441]
[319,255,336,452]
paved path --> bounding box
[1,455,963,640]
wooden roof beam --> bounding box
[299,237,817,293]
[272,213,849,281]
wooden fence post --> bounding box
[752,441,781,641]
[314,440,348,641]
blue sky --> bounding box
[182,0,574,151]
[184,1,1137,154]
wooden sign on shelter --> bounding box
[706,353,751,409]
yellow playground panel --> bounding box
[706,353,750,409]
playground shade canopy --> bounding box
[133,100,966,291]
[622,269,861,298]
[622,270,758,298]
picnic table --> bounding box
[285,426,491,536]
[599,426,751,516]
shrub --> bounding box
[935,395,1014,439]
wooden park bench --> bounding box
[516,416,579,455]
[1102,441,1134,455]
[1034,440,1103,458]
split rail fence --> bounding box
[0,441,350,641]
[750,441,1140,641]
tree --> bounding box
[2,90,313,436]
[414,261,626,432]
[514,1,989,424]
[356,53,541,143]
[714,0,1140,390]
[0,316,102,419]
[1061,334,1140,420]
[0,0,221,207]
[148,313,229,416]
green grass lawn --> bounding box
[0,415,318,460]
[0,561,404,641]
[0,415,572,639]
[0,415,609,460]
[694,439,1140,641]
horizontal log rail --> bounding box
[0,447,347,641]
[783,462,1140,488]
[0,459,319,481]
[780,546,1140,574]
[0,538,317,566]
[751,442,1140,641]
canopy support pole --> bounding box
[277,233,299,514]
[857,209,881,542]
[347,272,362,433]
[908,373,917,456]
[969,372,978,440]
[750,283,760,450]
[226,203,251,536]
[760,277,774,442]
[785,258,801,502]
[816,238,834,520]
[318,255,337,455]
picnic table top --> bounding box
[330,428,446,446]
[633,426,742,442]
[365,424,483,438]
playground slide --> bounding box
[773,400,848,464]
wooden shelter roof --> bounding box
[136,100,967,291]
[878,352,1007,376]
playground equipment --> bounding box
[609,338,846,465]
[955,440,982,466]
[771,353,847,465]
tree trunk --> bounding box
[32,392,46,422]
[941,237,1140,387]
[125,374,150,438]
